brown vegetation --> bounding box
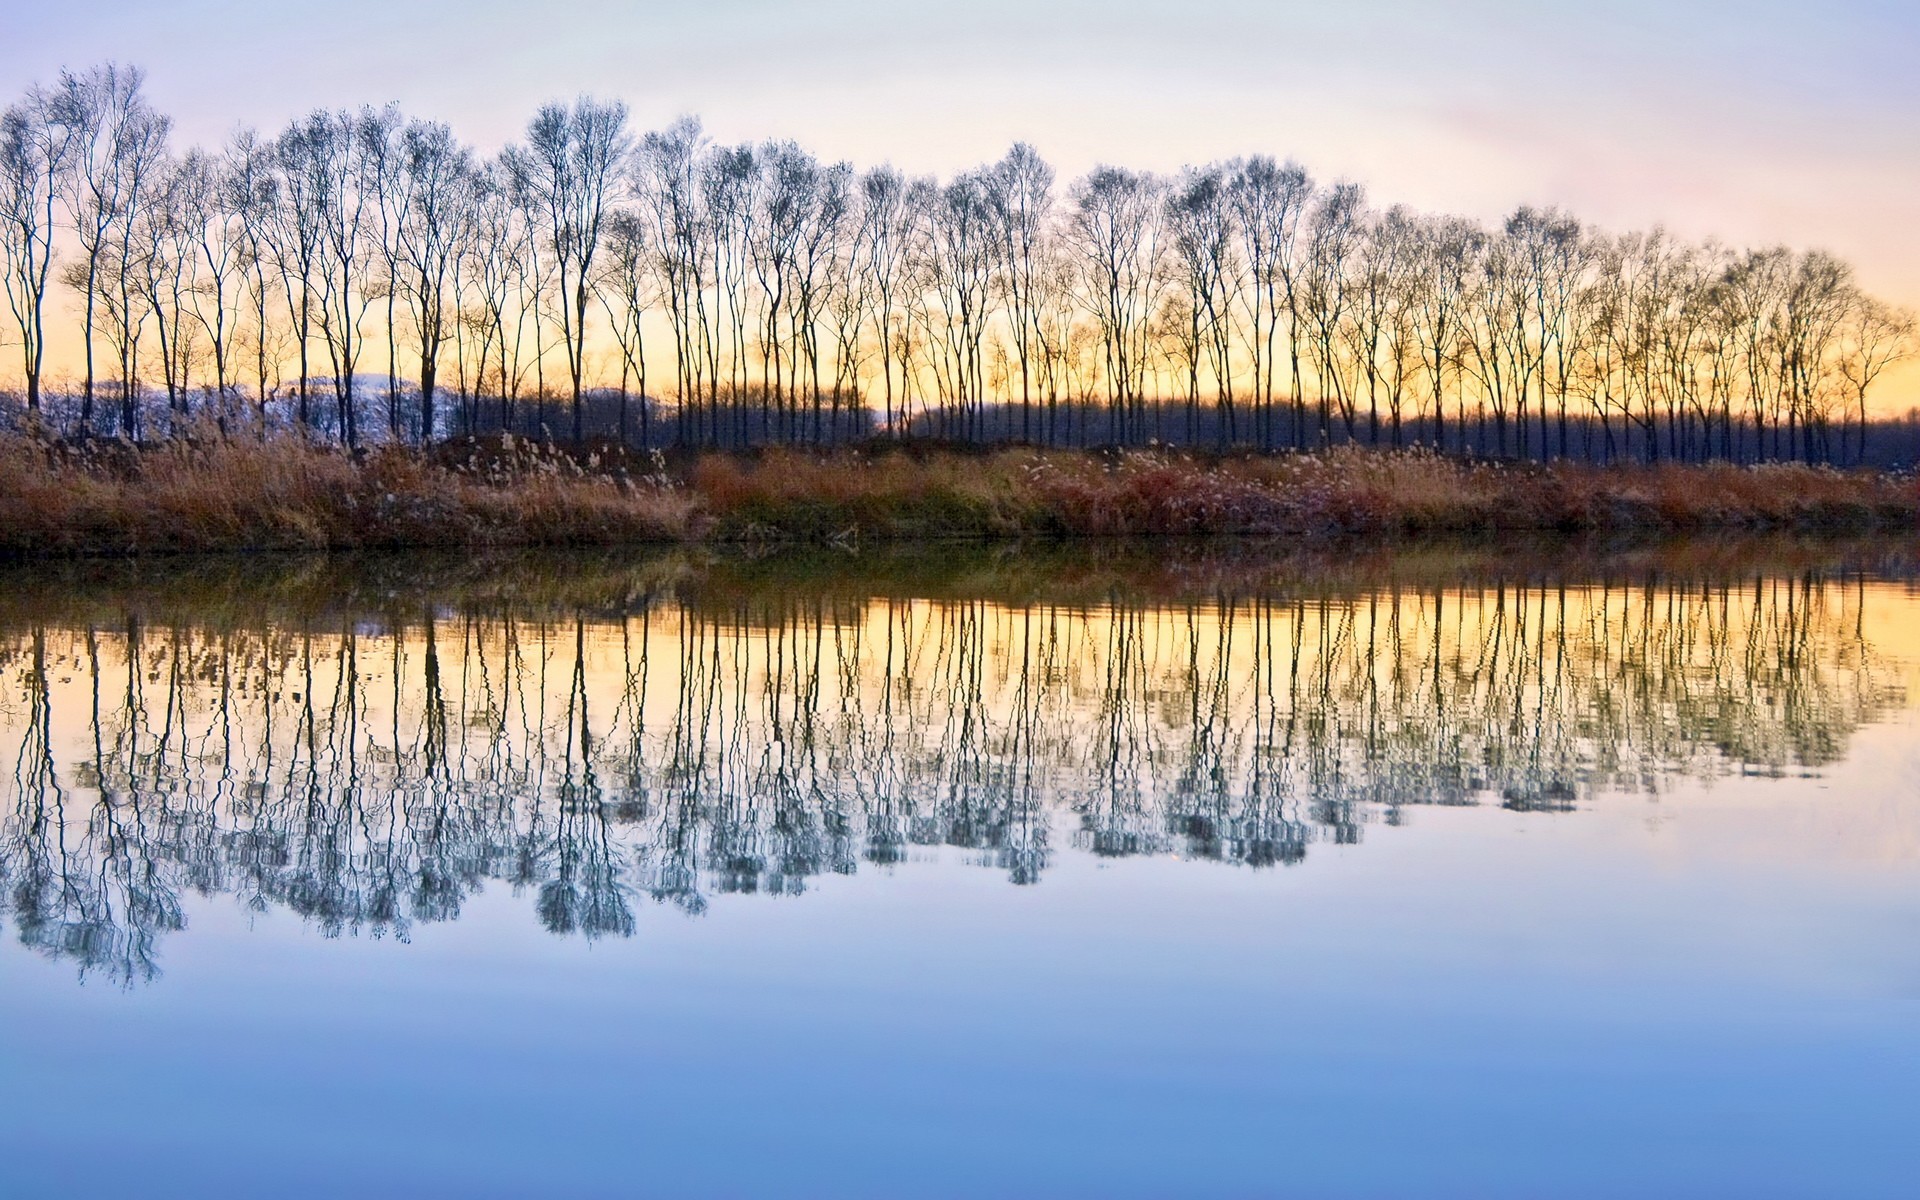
[1,431,1914,557]
[0,431,700,555]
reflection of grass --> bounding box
[3,430,1915,556]
[0,532,1911,633]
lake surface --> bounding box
[2,540,1917,1198]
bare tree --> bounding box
[57,64,169,432]
[790,157,852,440]
[1836,299,1910,465]
[226,130,285,430]
[851,165,916,434]
[634,118,708,444]
[392,119,476,441]
[924,169,999,440]
[597,210,653,445]
[361,107,407,439]
[464,161,540,435]
[1067,166,1169,444]
[702,143,756,443]
[1346,205,1419,446]
[1302,181,1364,444]
[1718,246,1790,461]
[1407,215,1482,452]
[983,144,1054,442]
[174,147,245,423]
[132,153,199,430]
[1167,163,1240,445]
[1,83,78,416]
[1779,250,1854,463]
[1228,157,1313,448]
[506,97,630,442]
[297,108,386,446]
[266,115,332,433]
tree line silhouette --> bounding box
[3,65,1914,462]
[1,561,1905,984]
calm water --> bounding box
[2,541,1917,1199]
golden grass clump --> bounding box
[0,427,702,555]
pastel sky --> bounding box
[7,0,1918,402]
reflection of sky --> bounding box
[5,0,1918,400]
[2,726,1918,1197]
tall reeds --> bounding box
[2,430,1912,556]
[0,429,702,554]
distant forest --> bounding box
[3,64,1915,463]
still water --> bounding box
[2,541,1917,1198]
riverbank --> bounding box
[2,432,1914,556]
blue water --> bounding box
[6,781,1916,1198]
[1,553,1916,1198]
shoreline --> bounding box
[3,433,1914,558]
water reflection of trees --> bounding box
[0,571,1906,984]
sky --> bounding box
[6,0,1919,401]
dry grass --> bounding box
[1,431,1913,557]
[0,429,703,555]
[688,445,1917,540]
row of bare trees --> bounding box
[3,65,1913,460]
